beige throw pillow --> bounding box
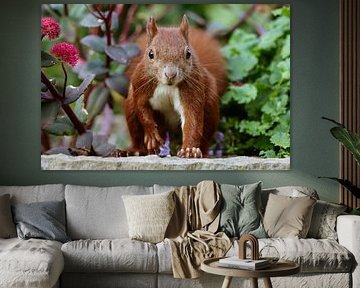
[0,194,17,238]
[122,191,175,243]
[263,193,316,238]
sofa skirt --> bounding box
[60,273,157,288]
[60,272,351,288]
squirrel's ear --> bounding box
[179,15,189,41]
[146,16,158,43]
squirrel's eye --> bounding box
[186,48,191,59]
[148,49,154,59]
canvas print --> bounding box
[40,4,290,170]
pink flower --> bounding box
[50,42,79,67]
[41,17,60,40]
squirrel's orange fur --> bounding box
[124,15,227,158]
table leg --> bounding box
[251,278,258,288]
[222,276,232,288]
[263,277,273,288]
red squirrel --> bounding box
[124,15,227,158]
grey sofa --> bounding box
[0,184,359,288]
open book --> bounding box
[218,257,271,270]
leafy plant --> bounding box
[220,6,290,157]
[320,117,360,200]
[41,4,141,156]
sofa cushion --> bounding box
[0,194,16,238]
[217,182,266,238]
[263,193,316,238]
[122,191,175,243]
[261,186,319,213]
[0,238,63,288]
[158,237,353,274]
[65,185,153,239]
[258,238,354,273]
[61,239,158,273]
[0,184,65,204]
[308,200,347,240]
[12,200,70,243]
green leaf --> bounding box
[331,126,360,165]
[74,95,88,124]
[222,84,258,105]
[74,60,108,79]
[228,52,258,81]
[41,51,57,68]
[86,85,109,122]
[227,29,259,52]
[259,16,290,50]
[281,35,290,59]
[80,13,103,27]
[239,120,271,136]
[105,45,128,64]
[121,43,141,59]
[41,101,61,129]
[272,6,290,18]
[80,35,106,53]
[261,94,289,117]
[259,150,276,158]
[319,177,360,198]
[105,74,129,96]
[270,131,290,148]
[64,74,95,105]
[45,117,75,136]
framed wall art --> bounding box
[40,4,290,170]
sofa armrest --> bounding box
[337,215,360,288]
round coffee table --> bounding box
[201,257,300,288]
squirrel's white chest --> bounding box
[150,84,185,130]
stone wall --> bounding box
[41,154,290,170]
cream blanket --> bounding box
[165,181,231,278]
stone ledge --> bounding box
[41,154,290,170]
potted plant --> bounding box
[321,117,360,215]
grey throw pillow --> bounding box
[0,194,17,238]
[307,200,347,240]
[217,182,267,238]
[12,200,70,243]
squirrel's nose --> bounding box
[165,71,177,80]
[164,67,177,80]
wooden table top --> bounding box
[201,257,300,278]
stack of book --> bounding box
[218,257,271,270]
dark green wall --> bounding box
[0,0,340,203]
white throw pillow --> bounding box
[122,191,175,243]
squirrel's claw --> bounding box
[144,130,163,151]
[177,147,202,158]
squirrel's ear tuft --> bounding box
[179,15,189,41]
[147,16,158,43]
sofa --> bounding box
[0,183,359,288]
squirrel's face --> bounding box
[145,16,193,86]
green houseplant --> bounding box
[321,117,360,215]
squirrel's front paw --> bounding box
[177,147,203,158]
[144,130,163,152]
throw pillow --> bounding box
[122,191,175,243]
[217,182,267,238]
[307,200,347,240]
[0,194,17,238]
[263,193,316,238]
[12,200,70,243]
